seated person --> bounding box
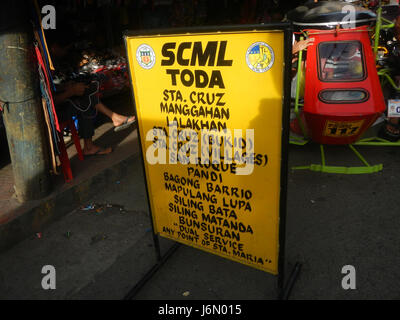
[320,42,363,81]
[48,33,136,156]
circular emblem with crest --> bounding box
[246,42,274,73]
[136,44,156,69]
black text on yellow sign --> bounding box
[161,41,232,89]
[323,120,365,138]
[126,30,285,275]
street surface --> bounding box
[0,141,400,300]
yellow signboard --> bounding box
[125,27,289,275]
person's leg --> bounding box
[95,102,135,128]
[77,110,112,155]
[82,138,112,155]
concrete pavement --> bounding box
[1,138,400,300]
[0,91,139,253]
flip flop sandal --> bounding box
[114,117,136,132]
[84,147,113,157]
[378,121,400,142]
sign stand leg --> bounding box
[278,262,302,300]
[124,242,181,300]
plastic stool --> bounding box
[58,119,84,183]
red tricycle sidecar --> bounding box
[302,26,386,145]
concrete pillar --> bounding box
[0,0,51,202]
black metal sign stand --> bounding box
[123,241,301,301]
[123,23,301,301]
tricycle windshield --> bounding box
[318,41,365,82]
